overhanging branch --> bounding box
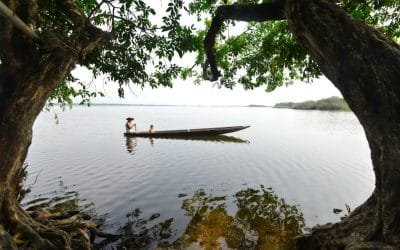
[56,0,86,27]
[204,1,287,81]
[0,1,40,41]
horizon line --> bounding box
[74,103,273,108]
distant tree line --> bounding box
[274,96,350,111]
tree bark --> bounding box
[204,1,286,80]
[0,1,111,248]
[205,0,400,247]
[285,0,400,247]
[0,49,79,249]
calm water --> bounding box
[23,105,374,248]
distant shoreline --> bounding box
[73,103,273,108]
[73,100,351,111]
[274,97,350,111]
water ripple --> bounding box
[25,106,374,232]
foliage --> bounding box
[37,0,198,107]
[47,76,105,109]
[188,0,400,91]
[36,0,400,104]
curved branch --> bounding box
[204,1,287,81]
[93,13,131,24]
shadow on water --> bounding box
[125,135,249,153]
[109,186,305,249]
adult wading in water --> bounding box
[204,0,400,248]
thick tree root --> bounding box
[1,201,120,249]
[295,195,400,249]
[0,225,17,250]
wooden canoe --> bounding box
[124,125,250,137]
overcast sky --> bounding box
[79,70,341,106]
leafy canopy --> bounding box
[189,0,400,91]
[38,0,399,106]
[41,0,197,107]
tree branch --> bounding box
[0,1,39,41]
[91,13,132,25]
[53,0,111,57]
[56,0,86,27]
[88,0,115,19]
[204,1,287,81]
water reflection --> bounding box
[116,186,304,249]
[125,137,137,154]
[149,137,155,146]
[106,209,175,249]
[163,135,249,143]
[23,178,94,213]
[125,135,249,154]
[23,182,304,249]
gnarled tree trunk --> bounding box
[0,49,82,249]
[0,0,110,248]
[286,0,400,248]
[205,0,400,248]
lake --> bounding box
[23,105,374,248]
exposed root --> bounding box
[1,201,120,249]
[295,194,400,249]
[0,225,17,250]
[295,200,373,249]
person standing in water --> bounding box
[125,117,136,133]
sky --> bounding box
[79,69,342,106]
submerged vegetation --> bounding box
[274,97,350,111]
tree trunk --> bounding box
[285,0,400,247]
[1,33,93,247]
[0,49,82,249]
[0,1,110,247]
